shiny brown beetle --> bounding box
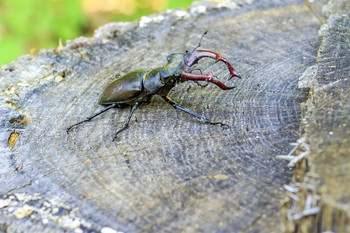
[67,31,241,140]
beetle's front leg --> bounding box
[162,96,229,128]
[113,102,140,141]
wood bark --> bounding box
[281,0,350,232]
[1,0,347,232]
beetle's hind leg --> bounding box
[161,96,229,128]
[67,103,118,134]
[113,102,140,141]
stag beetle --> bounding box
[67,31,241,140]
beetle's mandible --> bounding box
[67,31,241,140]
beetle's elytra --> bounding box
[67,31,241,140]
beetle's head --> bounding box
[160,53,189,79]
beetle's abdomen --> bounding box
[99,69,147,106]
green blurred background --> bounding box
[0,0,197,66]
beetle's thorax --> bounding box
[143,68,164,94]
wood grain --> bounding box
[0,1,328,232]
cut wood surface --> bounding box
[2,0,347,232]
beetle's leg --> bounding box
[113,102,139,141]
[161,96,228,128]
[194,81,209,88]
[67,103,118,134]
[191,68,203,74]
[181,73,235,90]
[184,50,241,80]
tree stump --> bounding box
[2,0,347,232]
[281,0,350,232]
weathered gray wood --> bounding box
[0,1,327,232]
[281,0,350,232]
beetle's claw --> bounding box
[221,123,230,129]
[208,121,230,129]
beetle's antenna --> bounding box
[191,30,208,54]
[184,30,208,68]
